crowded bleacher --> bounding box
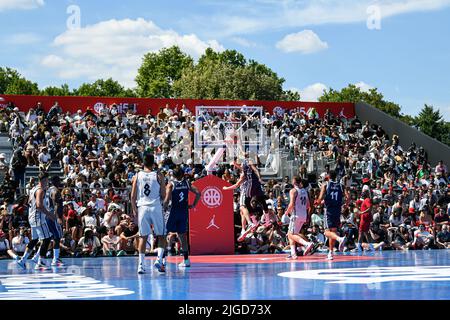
[0,100,449,260]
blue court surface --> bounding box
[0,250,449,300]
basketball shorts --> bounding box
[244,195,269,211]
[31,223,52,241]
[166,210,188,234]
[46,217,63,239]
[324,207,341,230]
[288,215,307,234]
[138,203,165,237]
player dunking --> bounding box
[131,153,167,274]
[223,157,268,241]
[318,170,347,260]
[285,176,314,259]
[163,167,201,268]
[16,172,55,270]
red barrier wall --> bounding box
[0,94,355,118]
[189,175,234,255]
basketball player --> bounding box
[131,153,167,274]
[318,170,347,260]
[285,176,314,259]
[223,157,267,241]
[30,176,65,266]
[163,167,201,268]
[16,172,55,270]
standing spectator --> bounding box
[10,148,27,189]
[355,191,374,252]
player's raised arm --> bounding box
[130,174,138,218]
[189,184,201,209]
[318,183,327,202]
[223,172,245,190]
[285,188,297,216]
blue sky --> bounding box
[1,0,449,120]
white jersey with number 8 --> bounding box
[136,171,161,207]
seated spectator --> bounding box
[120,221,138,255]
[101,228,125,256]
[412,224,434,250]
[0,231,12,259]
[10,227,29,259]
[60,231,77,257]
[38,146,52,171]
[77,229,101,257]
[66,209,82,241]
[81,206,100,232]
[436,224,450,249]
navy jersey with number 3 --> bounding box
[170,179,190,215]
[324,181,343,208]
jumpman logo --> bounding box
[206,215,220,230]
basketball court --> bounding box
[0,250,448,300]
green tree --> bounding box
[40,84,72,96]
[135,46,194,98]
[172,48,291,101]
[319,84,401,118]
[415,104,448,143]
[0,67,39,95]
[74,78,136,97]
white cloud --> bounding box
[355,81,374,93]
[189,0,450,36]
[291,81,376,101]
[5,33,41,45]
[41,55,64,68]
[440,106,450,121]
[40,18,224,88]
[230,37,257,48]
[0,0,44,12]
[291,83,329,101]
[276,30,328,54]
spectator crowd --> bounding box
[0,101,449,260]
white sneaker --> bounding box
[338,236,347,252]
[304,242,314,256]
[178,259,191,268]
[137,264,146,274]
[34,261,49,271]
[327,252,334,260]
[51,258,65,267]
[16,259,27,270]
[31,255,39,264]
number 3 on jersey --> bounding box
[143,183,151,197]
[179,192,184,203]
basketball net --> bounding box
[205,126,244,174]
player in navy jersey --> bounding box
[164,167,200,267]
[223,157,268,241]
[318,170,347,260]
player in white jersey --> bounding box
[131,153,166,274]
[285,176,314,259]
[16,172,56,270]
